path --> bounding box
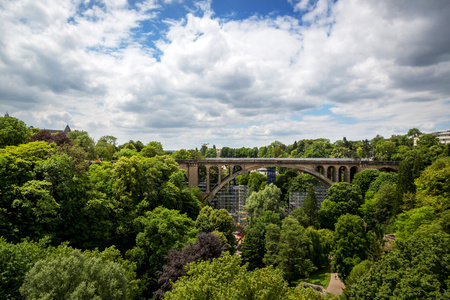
[326,272,345,296]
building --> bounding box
[4,112,73,136]
[46,124,72,135]
[414,130,450,146]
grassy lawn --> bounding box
[290,267,331,288]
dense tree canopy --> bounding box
[1,117,449,299]
[0,116,31,148]
[348,233,450,299]
[164,253,332,300]
[332,214,377,280]
[20,249,130,300]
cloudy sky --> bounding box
[1,0,449,150]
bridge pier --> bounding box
[206,166,210,193]
[188,164,199,188]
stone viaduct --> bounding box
[176,158,399,200]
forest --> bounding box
[0,115,449,299]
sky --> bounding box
[1,0,449,150]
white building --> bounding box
[414,130,450,146]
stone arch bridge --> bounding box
[176,158,399,200]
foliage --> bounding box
[296,184,319,228]
[375,140,397,160]
[340,260,371,299]
[95,139,117,161]
[306,227,334,269]
[367,171,398,193]
[332,214,377,281]
[245,184,285,222]
[287,174,320,193]
[20,249,130,300]
[148,141,164,152]
[0,142,58,241]
[415,157,450,211]
[154,232,225,299]
[0,237,52,300]
[195,206,235,251]
[417,134,440,148]
[113,148,139,160]
[264,217,316,281]
[164,253,329,300]
[241,211,282,270]
[0,116,31,148]
[127,207,198,298]
[351,169,380,196]
[68,130,96,159]
[360,184,397,236]
[141,145,159,157]
[395,206,437,239]
[12,180,60,239]
[29,129,72,147]
[394,160,416,213]
[348,233,450,299]
[248,171,267,192]
[275,169,298,201]
[318,182,363,230]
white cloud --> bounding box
[0,0,449,149]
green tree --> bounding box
[299,184,319,228]
[0,237,52,299]
[375,140,397,160]
[164,253,328,300]
[264,217,315,281]
[367,172,398,194]
[248,171,267,192]
[318,182,363,230]
[394,160,416,213]
[407,128,422,138]
[351,169,380,196]
[20,249,130,300]
[140,145,158,158]
[220,146,233,158]
[94,137,117,161]
[147,141,163,152]
[127,207,198,298]
[348,233,450,299]
[395,206,437,240]
[35,154,90,246]
[200,144,207,156]
[287,174,320,193]
[113,148,139,160]
[332,214,377,281]
[241,211,281,270]
[416,134,440,148]
[68,130,96,159]
[205,147,217,158]
[245,184,285,222]
[195,206,235,251]
[415,157,450,211]
[0,142,57,241]
[306,227,334,269]
[12,180,60,240]
[172,149,192,159]
[0,116,31,148]
[361,184,396,236]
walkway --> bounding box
[326,272,345,296]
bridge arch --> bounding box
[208,164,333,201]
[176,158,400,201]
